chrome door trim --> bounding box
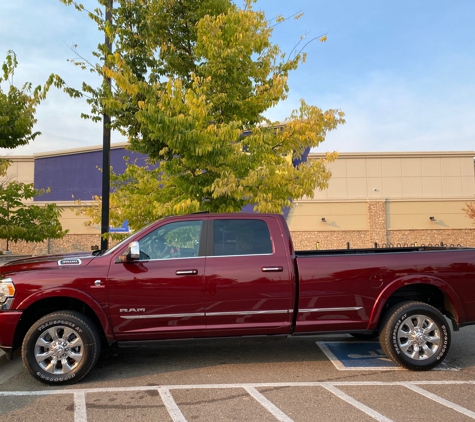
[120,309,293,320]
[121,312,203,320]
[207,309,291,317]
[299,307,363,313]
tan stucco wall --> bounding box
[289,151,475,250]
[387,200,472,229]
[4,156,35,184]
[311,152,475,200]
[287,201,368,231]
[48,203,100,235]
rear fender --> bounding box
[367,274,464,330]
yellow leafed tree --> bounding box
[61,0,345,231]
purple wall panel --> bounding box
[34,148,148,201]
[34,145,310,218]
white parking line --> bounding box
[1,380,475,395]
[2,381,475,422]
[403,384,475,419]
[74,391,87,422]
[321,383,393,422]
[244,386,294,422]
[158,387,187,422]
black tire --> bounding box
[380,301,451,371]
[22,311,101,385]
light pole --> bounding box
[100,0,113,251]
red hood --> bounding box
[0,252,95,273]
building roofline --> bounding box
[309,151,475,159]
[1,155,34,162]
[6,143,475,160]
[33,142,130,159]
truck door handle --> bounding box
[261,266,283,272]
[176,269,198,275]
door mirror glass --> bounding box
[120,241,140,262]
[129,241,140,260]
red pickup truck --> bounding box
[1,213,475,384]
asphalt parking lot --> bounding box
[2,380,475,422]
[1,327,475,421]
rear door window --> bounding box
[212,219,272,256]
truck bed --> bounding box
[295,246,468,256]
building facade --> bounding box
[2,147,475,254]
[288,151,475,249]
[2,143,147,255]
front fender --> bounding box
[367,274,464,330]
[16,287,114,341]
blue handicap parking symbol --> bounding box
[316,341,399,370]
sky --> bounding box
[1,0,475,156]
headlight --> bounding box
[0,277,15,304]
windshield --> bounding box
[102,219,162,256]
[102,235,133,256]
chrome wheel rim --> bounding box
[34,326,84,374]
[397,314,441,360]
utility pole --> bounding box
[100,0,113,251]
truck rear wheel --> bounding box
[22,311,101,385]
[380,301,451,370]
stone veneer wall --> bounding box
[291,230,369,250]
[1,235,108,255]
[3,229,474,254]
[291,200,475,250]
[4,230,475,255]
[291,229,475,250]
[367,200,388,247]
[387,229,475,248]
[3,203,475,254]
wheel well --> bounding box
[13,297,107,351]
[379,284,457,329]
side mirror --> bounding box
[120,241,140,262]
[129,241,140,260]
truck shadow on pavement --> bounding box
[89,336,336,385]
[84,329,475,386]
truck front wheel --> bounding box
[22,311,101,385]
[380,301,451,371]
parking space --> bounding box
[316,341,398,370]
[2,381,475,421]
[1,328,475,421]
[316,341,459,371]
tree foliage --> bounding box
[0,51,41,149]
[0,177,68,247]
[0,52,68,248]
[0,50,69,149]
[463,202,475,224]
[61,0,345,230]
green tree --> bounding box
[0,50,65,149]
[62,0,344,230]
[0,178,68,250]
[0,51,68,249]
[0,51,41,149]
